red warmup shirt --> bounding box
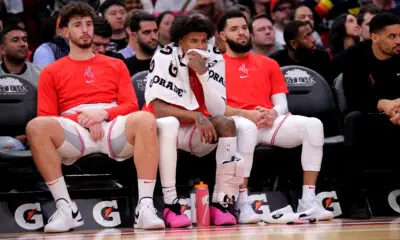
[38,54,138,122]
[143,69,209,124]
[223,52,288,110]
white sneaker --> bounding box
[237,201,261,224]
[264,205,314,224]
[44,200,84,233]
[297,199,334,221]
[134,198,165,230]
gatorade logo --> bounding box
[93,200,121,227]
[178,198,191,220]
[14,203,44,230]
[316,191,342,217]
[249,194,270,219]
[388,189,400,213]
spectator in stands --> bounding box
[124,0,154,14]
[270,21,333,85]
[100,0,128,51]
[144,14,244,227]
[372,0,400,16]
[125,12,158,76]
[250,14,282,56]
[329,13,360,57]
[330,13,360,79]
[92,16,125,60]
[156,11,174,48]
[0,25,41,151]
[25,2,164,232]
[294,5,324,48]
[0,25,41,86]
[118,9,142,59]
[340,12,400,219]
[32,17,70,67]
[357,4,382,41]
[270,0,294,48]
[219,10,333,222]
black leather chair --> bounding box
[281,65,343,145]
[332,73,348,117]
[0,74,36,162]
[131,70,148,109]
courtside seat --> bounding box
[0,74,36,165]
[131,70,148,109]
[281,65,343,146]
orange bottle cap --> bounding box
[194,181,208,188]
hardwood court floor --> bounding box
[1,218,400,240]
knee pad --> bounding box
[214,153,244,203]
[233,117,258,153]
[304,117,324,147]
[156,117,180,138]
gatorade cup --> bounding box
[195,181,210,226]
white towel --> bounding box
[145,43,226,110]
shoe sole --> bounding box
[134,223,165,230]
[44,220,84,233]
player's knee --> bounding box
[211,116,236,137]
[26,117,56,140]
[156,116,179,138]
[234,117,258,152]
[305,117,324,147]
[128,111,157,134]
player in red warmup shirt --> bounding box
[217,10,334,223]
[25,2,164,233]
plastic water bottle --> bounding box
[195,181,210,226]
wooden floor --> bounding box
[2,218,400,240]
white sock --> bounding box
[215,137,237,165]
[162,187,177,205]
[238,188,248,203]
[138,179,156,203]
[46,176,72,205]
[302,185,316,203]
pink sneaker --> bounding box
[163,203,192,228]
[210,203,237,226]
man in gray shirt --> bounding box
[0,25,41,150]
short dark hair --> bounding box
[249,13,271,34]
[129,12,156,32]
[171,14,213,43]
[357,4,382,26]
[369,12,400,34]
[0,25,26,44]
[99,0,126,15]
[156,11,174,27]
[3,14,24,29]
[284,20,309,47]
[93,17,112,38]
[59,2,96,28]
[217,10,247,33]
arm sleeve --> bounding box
[197,72,226,116]
[105,61,139,120]
[33,44,55,67]
[37,68,59,117]
[269,59,289,95]
[342,52,378,113]
[271,93,288,115]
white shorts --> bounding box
[258,113,294,146]
[53,116,134,165]
[177,124,217,157]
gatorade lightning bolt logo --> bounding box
[14,203,44,230]
[93,200,121,227]
[253,200,264,214]
[324,198,334,209]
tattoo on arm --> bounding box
[198,114,210,125]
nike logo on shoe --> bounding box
[134,212,139,224]
[272,214,283,219]
[72,209,80,219]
